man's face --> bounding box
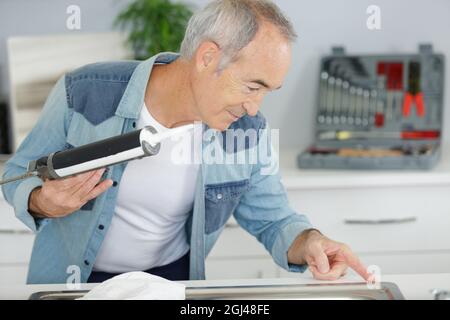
[190,22,292,131]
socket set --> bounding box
[298,44,445,170]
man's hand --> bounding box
[28,168,113,218]
[288,229,371,281]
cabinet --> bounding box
[205,147,450,279]
[206,223,280,279]
[0,180,35,285]
[0,214,34,285]
[284,185,450,275]
[2,146,450,284]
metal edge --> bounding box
[28,281,405,300]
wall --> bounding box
[0,0,449,148]
[0,0,134,96]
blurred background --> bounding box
[0,0,449,285]
[0,0,448,150]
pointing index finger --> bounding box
[342,248,371,281]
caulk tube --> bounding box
[36,123,195,180]
[41,126,161,179]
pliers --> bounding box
[403,61,425,118]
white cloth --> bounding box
[78,271,186,300]
[93,103,200,273]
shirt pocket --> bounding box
[204,179,250,234]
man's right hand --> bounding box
[28,168,113,218]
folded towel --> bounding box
[78,271,186,300]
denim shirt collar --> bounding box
[115,52,180,119]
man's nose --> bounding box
[242,99,260,117]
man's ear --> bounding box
[194,41,221,72]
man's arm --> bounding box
[232,122,314,273]
[1,76,71,232]
[233,121,371,281]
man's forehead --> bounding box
[235,42,290,77]
[232,56,288,90]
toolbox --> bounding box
[297,44,445,170]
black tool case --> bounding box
[297,44,445,170]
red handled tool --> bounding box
[403,61,425,118]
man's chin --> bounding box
[205,120,233,132]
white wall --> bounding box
[268,0,450,149]
[0,0,134,96]
[1,0,449,148]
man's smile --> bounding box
[227,110,241,121]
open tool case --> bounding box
[298,44,445,170]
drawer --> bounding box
[0,233,35,264]
[287,185,450,254]
[0,264,29,285]
[0,191,31,231]
[206,257,278,280]
[359,251,450,274]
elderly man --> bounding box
[2,0,370,284]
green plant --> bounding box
[115,0,194,60]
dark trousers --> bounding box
[87,251,190,283]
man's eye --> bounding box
[247,86,260,92]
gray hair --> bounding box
[180,0,297,69]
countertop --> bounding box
[1,273,449,300]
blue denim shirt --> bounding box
[1,52,313,284]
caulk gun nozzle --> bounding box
[144,123,195,147]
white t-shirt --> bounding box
[93,103,200,273]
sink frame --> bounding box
[29,281,405,300]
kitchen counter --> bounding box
[1,273,449,300]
